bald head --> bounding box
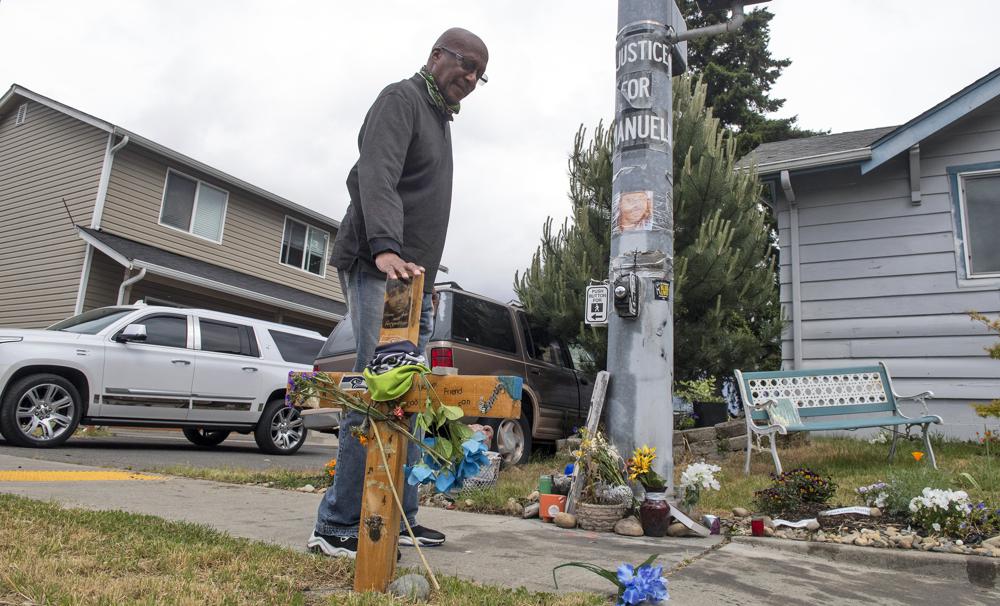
[425,28,489,106]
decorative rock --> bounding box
[297,484,316,493]
[951,546,966,554]
[911,535,923,546]
[761,516,775,529]
[763,527,774,537]
[464,499,474,507]
[814,531,827,542]
[614,516,645,537]
[898,536,914,549]
[805,520,821,532]
[854,537,871,547]
[522,503,540,519]
[869,508,882,518]
[982,535,1000,549]
[388,574,431,601]
[554,512,577,529]
[775,530,788,539]
[528,490,540,503]
[956,539,964,546]
[732,507,750,518]
[873,539,889,548]
[667,522,689,537]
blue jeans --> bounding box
[315,263,434,537]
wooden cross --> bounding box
[291,274,521,592]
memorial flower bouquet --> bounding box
[554,554,669,605]
[627,445,666,493]
[573,428,631,504]
[678,461,721,511]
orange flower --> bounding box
[358,435,369,447]
[911,451,924,462]
[324,458,337,478]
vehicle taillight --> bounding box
[430,347,453,368]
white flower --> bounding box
[679,461,722,493]
[932,523,941,532]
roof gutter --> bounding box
[117,267,147,305]
[748,147,872,177]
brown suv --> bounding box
[312,283,594,464]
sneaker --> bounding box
[308,532,402,561]
[399,525,446,546]
[308,532,357,558]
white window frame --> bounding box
[957,168,1000,279]
[279,216,329,278]
[158,168,229,244]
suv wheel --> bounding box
[489,412,532,467]
[182,427,231,447]
[0,373,82,448]
[254,399,307,455]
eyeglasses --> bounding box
[437,46,488,85]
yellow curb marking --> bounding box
[0,470,161,482]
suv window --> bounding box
[451,294,517,353]
[49,307,134,334]
[269,330,324,365]
[199,319,259,357]
[140,315,189,348]
[522,317,572,369]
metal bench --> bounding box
[734,363,941,475]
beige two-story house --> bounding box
[0,84,345,334]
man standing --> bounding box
[308,28,489,558]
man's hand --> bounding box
[375,252,425,281]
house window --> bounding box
[959,170,1000,277]
[280,217,329,276]
[159,170,228,243]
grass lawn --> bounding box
[154,464,334,491]
[0,494,605,606]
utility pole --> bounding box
[606,0,765,496]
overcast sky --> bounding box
[1,1,996,302]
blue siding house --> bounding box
[740,67,1000,438]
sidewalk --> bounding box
[1,452,997,604]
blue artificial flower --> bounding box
[407,463,434,486]
[615,563,668,605]
[435,469,457,493]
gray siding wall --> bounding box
[99,146,344,306]
[83,250,124,311]
[774,99,1000,436]
[0,100,108,328]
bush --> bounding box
[865,467,954,518]
[752,468,836,515]
[908,488,972,536]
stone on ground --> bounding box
[614,516,644,537]
[388,574,430,601]
[554,512,577,529]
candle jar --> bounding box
[751,516,765,537]
[639,492,671,537]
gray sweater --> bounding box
[331,73,454,292]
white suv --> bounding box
[0,304,326,455]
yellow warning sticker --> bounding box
[0,470,161,482]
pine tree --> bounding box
[514,75,781,381]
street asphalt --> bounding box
[1,451,998,605]
[0,427,339,472]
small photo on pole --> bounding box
[614,191,653,233]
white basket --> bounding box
[461,451,502,490]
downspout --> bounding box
[117,267,146,305]
[781,169,803,369]
[670,3,746,42]
[74,133,131,314]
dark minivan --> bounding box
[312,283,594,464]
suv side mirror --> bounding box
[116,324,147,343]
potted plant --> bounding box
[573,429,632,531]
[627,445,671,537]
[676,377,727,428]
